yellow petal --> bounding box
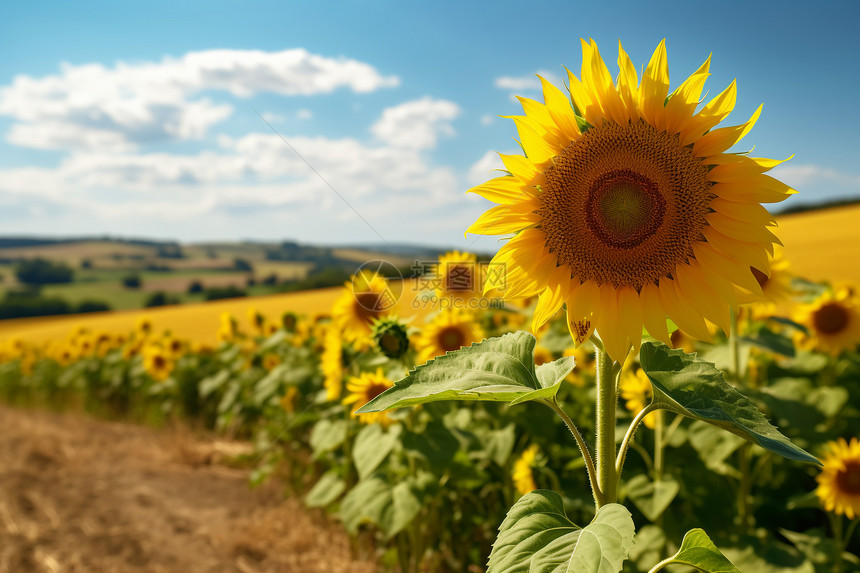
[658,277,713,342]
[639,39,670,130]
[680,80,737,145]
[691,242,763,296]
[640,282,671,345]
[500,153,540,183]
[538,75,580,140]
[466,200,537,236]
[510,117,556,164]
[567,67,601,126]
[569,279,599,322]
[617,286,644,356]
[596,284,630,363]
[701,226,769,273]
[582,38,627,124]
[466,175,526,205]
[711,175,796,204]
[616,41,640,121]
[705,212,782,251]
[710,197,776,226]
[693,104,762,157]
[531,267,569,331]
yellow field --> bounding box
[0,280,431,345]
[775,204,860,286]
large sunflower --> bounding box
[467,39,794,362]
[343,368,395,426]
[794,288,860,356]
[332,270,396,348]
[414,309,485,363]
[434,250,484,306]
[816,437,860,519]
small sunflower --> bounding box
[414,309,485,364]
[332,271,396,348]
[513,444,541,496]
[564,344,593,387]
[747,248,794,316]
[434,250,484,306]
[262,353,282,371]
[143,345,174,382]
[343,368,395,425]
[466,39,793,362]
[534,345,554,366]
[816,438,860,519]
[619,368,659,429]
[794,288,860,356]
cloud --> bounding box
[467,151,505,185]
[371,97,460,149]
[771,164,860,189]
[296,109,313,120]
[261,112,285,124]
[494,70,564,93]
[0,49,399,151]
[480,114,494,126]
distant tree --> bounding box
[15,258,74,285]
[261,273,279,286]
[80,258,93,269]
[122,274,142,289]
[203,286,247,301]
[187,280,204,294]
[156,244,184,259]
[144,291,178,308]
[75,300,112,313]
[233,258,253,272]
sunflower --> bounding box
[322,328,349,401]
[794,288,860,356]
[343,368,395,425]
[513,444,541,496]
[262,352,282,371]
[466,39,793,363]
[619,368,659,429]
[434,250,484,306]
[747,247,794,317]
[816,438,860,519]
[534,345,554,366]
[143,344,174,381]
[414,309,485,364]
[332,270,396,348]
[564,344,593,387]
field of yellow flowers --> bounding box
[1,236,860,572]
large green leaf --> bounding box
[639,341,819,466]
[339,473,424,538]
[356,332,575,413]
[653,528,740,573]
[487,490,581,573]
[305,469,346,508]
[309,418,348,458]
[567,503,635,573]
[623,475,679,522]
[353,424,401,480]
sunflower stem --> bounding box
[595,344,622,506]
[615,404,655,480]
[542,398,603,508]
[729,307,741,382]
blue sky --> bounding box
[1,0,858,251]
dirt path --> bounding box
[0,406,376,573]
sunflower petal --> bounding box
[617,286,644,356]
[680,80,737,145]
[596,284,630,362]
[702,226,770,273]
[532,268,569,331]
[693,104,762,157]
[692,242,763,296]
[583,38,627,124]
[466,201,536,236]
[640,282,671,345]
[616,41,640,121]
[658,277,713,342]
[640,39,670,129]
[499,153,541,183]
[710,197,777,226]
[538,75,581,140]
[567,67,602,126]
[511,117,556,164]
[466,175,527,204]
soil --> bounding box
[0,406,377,573]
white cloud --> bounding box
[296,108,313,120]
[0,49,399,151]
[467,151,505,185]
[494,70,564,93]
[261,112,285,124]
[771,164,860,188]
[480,114,494,126]
[371,97,460,149]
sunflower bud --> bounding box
[371,317,410,359]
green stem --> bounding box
[595,344,621,506]
[736,443,752,532]
[653,410,665,482]
[647,555,675,573]
[615,404,656,480]
[834,513,845,573]
[543,398,604,508]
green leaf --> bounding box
[487,489,581,573]
[639,341,819,466]
[741,326,796,357]
[688,420,746,478]
[309,419,348,458]
[356,332,575,413]
[339,474,423,537]
[624,475,679,522]
[655,528,741,573]
[353,424,401,480]
[567,503,635,573]
[402,422,459,471]
[305,470,346,508]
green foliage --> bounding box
[652,528,741,573]
[15,258,74,285]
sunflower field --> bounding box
[3,39,860,573]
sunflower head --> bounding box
[434,250,484,306]
[143,344,174,382]
[371,316,411,360]
[281,311,299,332]
[512,444,541,496]
[794,288,860,356]
[343,368,395,426]
[322,328,349,401]
[332,270,397,348]
[533,345,554,366]
[415,308,485,364]
[467,39,794,363]
[619,368,658,429]
[817,438,860,519]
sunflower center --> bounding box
[836,462,860,494]
[354,292,385,323]
[438,326,466,352]
[538,120,714,290]
[365,382,391,401]
[813,303,849,335]
[153,355,166,369]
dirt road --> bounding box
[0,406,376,573]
